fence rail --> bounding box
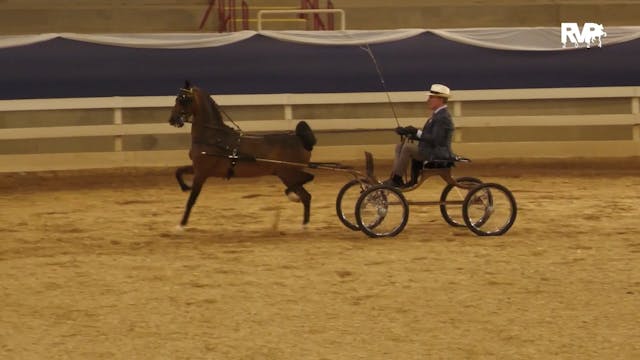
[0,87,639,172]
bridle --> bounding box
[170,87,195,127]
[170,86,243,133]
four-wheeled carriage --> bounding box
[336,152,517,238]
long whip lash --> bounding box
[360,43,401,127]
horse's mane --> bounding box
[192,87,234,132]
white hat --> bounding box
[427,83,451,98]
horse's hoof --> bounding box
[174,224,185,232]
[286,191,301,203]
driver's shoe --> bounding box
[382,174,404,188]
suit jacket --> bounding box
[417,107,455,161]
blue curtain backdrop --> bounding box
[1,33,638,100]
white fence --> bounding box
[0,86,639,172]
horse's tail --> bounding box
[295,121,316,152]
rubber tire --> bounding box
[463,183,517,236]
[336,179,372,231]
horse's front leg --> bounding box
[180,173,207,227]
[175,165,194,192]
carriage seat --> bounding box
[402,155,470,187]
[413,155,471,170]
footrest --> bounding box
[454,155,472,163]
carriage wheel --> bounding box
[440,177,483,227]
[355,184,409,238]
[336,179,374,231]
[463,183,517,236]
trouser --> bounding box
[391,141,427,177]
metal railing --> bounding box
[257,8,345,31]
[198,0,250,32]
[200,1,337,32]
[300,0,335,30]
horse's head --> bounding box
[169,80,227,131]
[169,81,196,128]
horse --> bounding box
[168,81,317,228]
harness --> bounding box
[227,147,240,179]
[195,133,255,180]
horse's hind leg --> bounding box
[180,173,207,227]
[175,165,194,192]
[285,185,312,225]
[277,170,314,225]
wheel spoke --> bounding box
[356,185,409,238]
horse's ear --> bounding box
[184,80,191,89]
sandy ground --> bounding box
[1,158,639,359]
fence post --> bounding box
[284,95,293,130]
[114,105,123,152]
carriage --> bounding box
[334,152,517,238]
[169,82,517,237]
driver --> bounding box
[385,83,455,187]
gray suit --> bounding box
[417,107,455,161]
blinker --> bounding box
[177,92,193,106]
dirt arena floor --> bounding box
[1,158,639,359]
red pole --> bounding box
[300,0,308,30]
[198,0,216,30]
[217,0,225,32]
[313,0,319,30]
[242,1,249,30]
[327,0,334,30]
[230,0,236,32]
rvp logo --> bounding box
[561,23,607,48]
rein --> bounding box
[179,86,243,134]
[211,101,244,134]
[198,150,364,178]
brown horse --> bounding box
[169,81,316,227]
